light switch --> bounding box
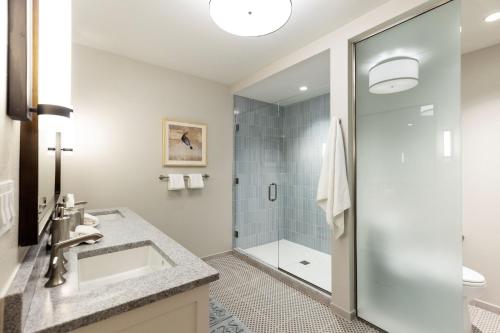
[0,180,15,237]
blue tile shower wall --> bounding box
[281,95,331,254]
[233,94,331,254]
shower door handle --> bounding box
[268,183,277,202]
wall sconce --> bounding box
[443,130,452,158]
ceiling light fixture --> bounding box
[209,0,292,37]
[484,12,500,23]
[299,86,308,92]
[369,57,419,94]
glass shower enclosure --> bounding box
[233,93,332,292]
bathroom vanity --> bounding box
[3,208,218,333]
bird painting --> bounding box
[181,132,193,150]
[164,120,206,166]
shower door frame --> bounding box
[350,0,459,329]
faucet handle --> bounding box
[74,201,88,206]
[53,233,103,254]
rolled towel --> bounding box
[187,174,204,189]
[84,213,100,226]
[168,174,185,190]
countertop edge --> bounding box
[37,273,219,333]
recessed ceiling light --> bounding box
[299,86,308,92]
[484,12,500,23]
[209,0,292,37]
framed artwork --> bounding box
[162,119,207,166]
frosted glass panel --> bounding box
[355,2,462,332]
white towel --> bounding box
[317,117,351,239]
[70,225,103,245]
[187,174,204,189]
[167,174,185,190]
[83,213,100,227]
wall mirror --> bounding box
[37,121,59,235]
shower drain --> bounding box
[299,260,310,265]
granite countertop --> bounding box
[10,207,219,333]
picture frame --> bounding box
[162,119,207,166]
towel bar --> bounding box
[159,174,210,181]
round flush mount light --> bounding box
[299,86,308,92]
[209,0,292,37]
[484,12,500,23]
[369,57,419,94]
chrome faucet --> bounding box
[45,233,103,288]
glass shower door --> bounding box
[355,1,462,332]
[233,96,281,266]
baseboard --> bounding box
[201,250,234,261]
[330,302,356,321]
[472,299,500,315]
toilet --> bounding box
[463,266,486,333]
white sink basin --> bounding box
[78,245,174,289]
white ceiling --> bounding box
[72,0,389,85]
[72,0,500,88]
[236,50,330,106]
[462,0,500,54]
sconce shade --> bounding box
[369,57,419,94]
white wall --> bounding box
[65,45,233,257]
[0,0,27,326]
[462,43,500,309]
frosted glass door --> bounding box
[355,2,462,332]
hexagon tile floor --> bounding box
[206,254,500,333]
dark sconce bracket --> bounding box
[47,148,73,152]
[30,104,73,118]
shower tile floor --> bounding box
[244,239,331,292]
[206,254,500,333]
